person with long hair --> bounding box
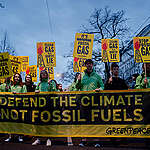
[25,74,36,92]
[32,70,57,146]
[5,73,27,142]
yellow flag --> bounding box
[101,39,120,62]
[133,37,150,63]
[10,55,21,75]
[37,42,56,67]
[0,52,13,79]
[73,33,94,59]
[19,56,29,72]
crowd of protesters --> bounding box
[0,60,150,147]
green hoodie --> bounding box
[135,73,150,89]
[69,81,78,91]
[0,82,11,92]
[76,70,104,91]
[10,84,27,93]
[36,79,57,92]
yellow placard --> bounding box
[39,66,54,80]
[73,57,86,72]
[37,42,56,67]
[73,33,94,59]
[10,55,21,75]
[101,39,120,62]
[0,52,13,79]
[19,56,29,72]
[27,65,37,82]
[133,37,150,63]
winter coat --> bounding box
[135,73,150,89]
[76,69,104,91]
[10,84,27,93]
[36,79,57,92]
[104,77,128,90]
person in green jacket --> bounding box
[76,59,104,148]
[5,73,27,143]
[76,59,104,91]
[35,70,57,92]
[32,70,57,147]
[0,77,12,92]
[68,73,80,91]
[135,63,150,89]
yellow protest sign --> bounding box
[37,42,56,67]
[133,37,150,63]
[27,65,37,82]
[19,56,29,72]
[73,33,94,59]
[10,55,21,75]
[0,52,13,79]
[39,66,54,80]
[73,57,86,72]
[101,39,120,62]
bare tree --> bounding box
[62,7,131,85]
[80,7,130,80]
[0,31,16,55]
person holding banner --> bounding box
[32,70,57,146]
[24,74,36,92]
[5,73,27,142]
[0,77,12,92]
[104,63,128,90]
[69,73,80,91]
[76,59,104,91]
[75,59,104,148]
[135,63,150,89]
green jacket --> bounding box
[76,70,104,91]
[0,83,11,92]
[36,79,57,92]
[135,73,150,89]
[10,84,27,93]
[69,81,78,91]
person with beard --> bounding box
[76,59,104,91]
[104,63,128,90]
[76,59,104,148]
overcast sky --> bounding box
[0,0,150,84]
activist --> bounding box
[0,77,12,92]
[68,73,80,91]
[75,59,104,148]
[76,59,104,91]
[104,62,128,90]
[32,70,57,146]
[57,83,63,91]
[5,73,27,143]
[24,74,36,92]
[129,73,139,89]
[135,63,150,89]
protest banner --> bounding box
[37,42,56,68]
[73,33,94,59]
[19,56,29,72]
[0,52,13,79]
[26,65,37,82]
[101,39,120,62]
[10,55,21,74]
[73,57,86,72]
[0,89,150,138]
[39,66,54,80]
[133,37,150,63]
